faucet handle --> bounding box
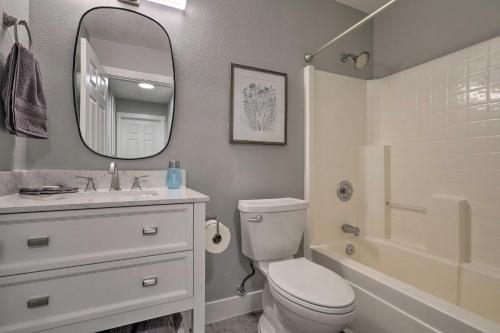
[131,175,149,190]
[75,176,96,192]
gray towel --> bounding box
[133,314,182,333]
[100,314,183,333]
[19,185,79,195]
[1,42,47,138]
[1,42,18,133]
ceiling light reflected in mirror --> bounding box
[147,0,187,10]
[138,82,155,89]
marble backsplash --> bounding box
[0,170,176,195]
[0,171,30,196]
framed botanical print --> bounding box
[230,63,287,145]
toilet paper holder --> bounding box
[206,215,222,244]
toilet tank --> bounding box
[238,198,308,261]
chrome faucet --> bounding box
[342,224,360,236]
[131,175,149,190]
[108,162,121,191]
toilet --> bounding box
[238,198,356,333]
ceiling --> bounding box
[109,78,174,104]
[82,8,171,52]
[335,0,390,13]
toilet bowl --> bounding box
[258,258,355,333]
[238,198,356,333]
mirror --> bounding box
[73,7,174,159]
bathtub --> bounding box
[311,237,500,333]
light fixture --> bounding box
[138,82,155,89]
[146,0,187,10]
[119,0,140,6]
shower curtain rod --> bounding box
[304,0,399,63]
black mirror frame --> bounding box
[72,6,176,160]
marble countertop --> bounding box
[0,188,209,214]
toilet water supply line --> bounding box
[236,260,256,296]
[206,214,255,296]
[304,0,399,63]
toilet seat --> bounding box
[268,258,355,315]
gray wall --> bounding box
[373,0,500,78]
[27,0,372,301]
[0,0,29,170]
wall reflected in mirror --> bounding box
[74,7,174,159]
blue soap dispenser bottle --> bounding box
[167,160,182,189]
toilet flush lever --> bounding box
[246,215,263,223]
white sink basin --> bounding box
[18,189,161,201]
[70,190,159,198]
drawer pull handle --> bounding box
[142,227,158,236]
[142,277,158,287]
[27,295,49,308]
[27,237,50,247]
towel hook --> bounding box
[3,12,32,50]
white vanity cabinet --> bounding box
[0,188,208,333]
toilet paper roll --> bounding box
[205,219,230,254]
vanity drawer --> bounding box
[0,252,193,333]
[0,204,193,276]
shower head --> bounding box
[340,52,370,70]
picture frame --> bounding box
[230,63,287,145]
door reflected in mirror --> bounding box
[73,7,174,159]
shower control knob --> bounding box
[337,180,353,201]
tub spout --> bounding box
[342,224,360,236]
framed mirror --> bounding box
[73,7,175,159]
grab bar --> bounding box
[386,201,427,213]
[3,12,32,50]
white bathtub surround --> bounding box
[305,69,367,246]
[305,38,500,268]
[459,263,500,323]
[305,36,500,328]
[358,145,390,239]
[426,195,470,262]
[312,241,500,333]
[367,36,500,266]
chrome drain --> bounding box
[346,243,355,256]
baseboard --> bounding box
[205,290,263,324]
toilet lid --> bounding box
[268,258,355,309]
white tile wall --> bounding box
[309,71,367,245]
[367,36,500,268]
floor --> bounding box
[205,312,351,333]
[205,311,261,333]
